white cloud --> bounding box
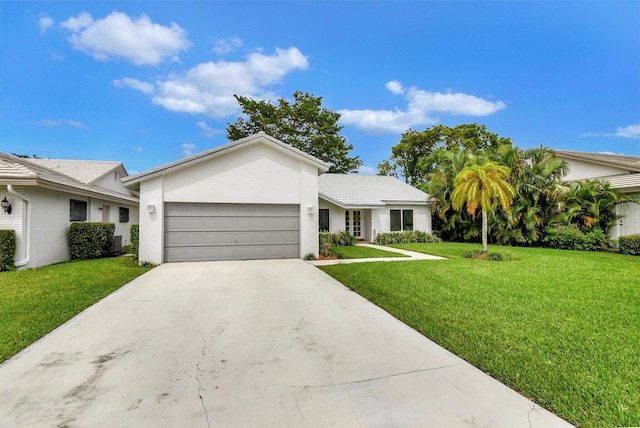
[180,143,196,157]
[609,123,640,139]
[357,165,377,176]
[196,121,220,138]
[339,80,506,134]
[38,119,88,129]
[38,15,54,34]
[213,37,242,55]
[60,11,190,66]
[113,78,155,95]
[137,47,309,118]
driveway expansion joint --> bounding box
[196,332,210,428]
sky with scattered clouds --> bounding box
[1,1,638,175]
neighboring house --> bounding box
[554,150,640,239]
[123,132,433,265]
[0,153,139,269]
[318,173,431,241]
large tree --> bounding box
[451,160,515,254]
[227,91,361,173]
[378,123,513,185]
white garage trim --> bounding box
[164,203,300,262]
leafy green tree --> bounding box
[227,91,361,173]
[378,123,513,185]
[451,160,516,254]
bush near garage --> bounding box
[68,222,115,260]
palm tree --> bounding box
[452,160,516,254]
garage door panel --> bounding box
[164,203,300,262]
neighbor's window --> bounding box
[390,210,402,231]
[390,209,414,231]
[403,210,414,231]
[319,209,329,231]
[119,207,130,223]
[70,199,87,222]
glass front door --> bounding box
[345,210,362,238]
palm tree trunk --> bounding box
[481,209,488,255]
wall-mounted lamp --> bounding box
[147,203,155,213]
[1,197,11,215]
[98,206,103,211]
[307,206,314,215]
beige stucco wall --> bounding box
[138,142,321,264]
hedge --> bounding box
[618,234,640,256]
[130,224,139,259]
[543,225,605,251]
[318,230,355,257]
[0,229,16,271]
[374,230,442,245]
[68,222,115,260]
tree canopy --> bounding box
[227,91,362,174]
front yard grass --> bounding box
[320,243,640,428]
[330,245,408,259]
[0,257,151,363]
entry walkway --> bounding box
[308,243,446,266]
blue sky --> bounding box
[1,1,638,175]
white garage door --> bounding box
[164,203,300,262]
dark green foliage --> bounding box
[543,225,605,251]
[374,230,441,245]
[0,230,16,272]
[462,248,510,261]
[130,224,139,259]
[227,91,362,173]
[319,232,333,257]
[318,231,355,257]
[68,222,115,260]
[618,235,640,256]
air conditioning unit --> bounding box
[112,235,123,254]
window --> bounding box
[345,211,350,232]
[119,207,130,223]
[319,209,329,231]
[390,209,414,231]
[70,199,87,221]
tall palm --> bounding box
[452,160,516,254]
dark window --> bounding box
[119,207,130,223]
[345,211,350,232]
[390,209,414,231]
[390,210,402,231]
[319,209,329,231]
[70,199,87,222]
[403,210,414,231]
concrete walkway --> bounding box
[308,243,446,266]
[0,260,571,427]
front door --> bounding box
[345,210,362,238]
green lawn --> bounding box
[330,245,408,259]
[320,243,640,428]
[0,257,151,363]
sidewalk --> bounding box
[307,243,446,266]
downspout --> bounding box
[7,185,30,267]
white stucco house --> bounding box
[123,133,432,264]
[554,149,640,239]
[0,153,140,269]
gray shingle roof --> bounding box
[554,150,640,172]
[0,153,138,203]
[319,173,430,208]
[28,158,122,184]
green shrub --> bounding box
[69,222,115,260]
[543,225,605,251]
[319,232,333,257]
[130,224,140,259]
[0,230,16,272]
[331,230,355,246]
[374,230,442,245]
[619,234,640,256]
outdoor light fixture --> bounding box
[1,197,11,215]
[147,203,155,213]
[307,206,314,215]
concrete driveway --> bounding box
[0,260,571,427]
